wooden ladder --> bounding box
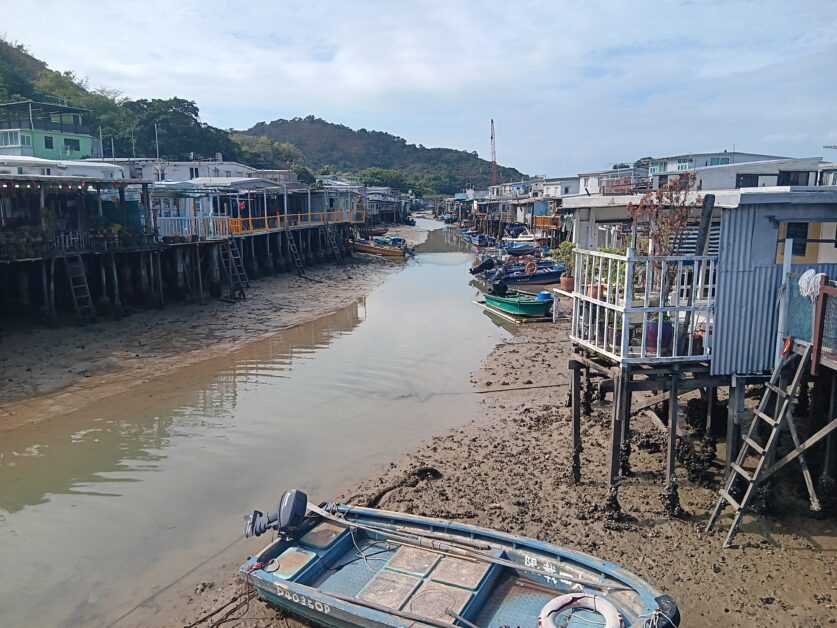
[220,239,249,300]
[706,342,817,547]
[323,224,343,262]
[286,232,306,276]
[63,252,97,324]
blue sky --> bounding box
[7,0,837,175]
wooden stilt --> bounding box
[49,255,56,319]
[570,360,582,484]
[194,245,204,302]
[726,377,744,479]
[666,371,679,484]
[822,373,837,482]
[607,373,624,487]
[110,253,121,314]
[155,251,164,306]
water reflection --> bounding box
[0,302,366,517]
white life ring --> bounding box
[538,593,624,628]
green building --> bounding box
[0,100,101,160]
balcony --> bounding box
[600,176,652,196]
[570,248,717,365]
[156,210,366,240]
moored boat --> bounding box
[241,490,680,628]
[483,289,553,317]
[352,239,408,258]
[367,227,389,237]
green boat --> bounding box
[483,289,553,317]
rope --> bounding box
[798,269,826,302]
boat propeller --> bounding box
[244,489,309,538]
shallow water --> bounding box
[0,221,509,627]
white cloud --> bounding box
[6,0,837,175]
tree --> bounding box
[292,164,316,185]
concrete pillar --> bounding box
[261,234,274,274]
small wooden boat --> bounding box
[483,289,553,317]
[367,227,389,237]
[242,490,680,628]
[352,239,407,258]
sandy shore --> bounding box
[183,309,836,627]
[0,225,426,432]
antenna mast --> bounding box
[490,119,497,186]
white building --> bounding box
[104,156,258,182]
[0,155,127,179]
[577,165,650,196]
[542,176,580,198]
[695,157,822,190]
[648,151,786,188]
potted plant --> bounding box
[645,312,674,354]
[552,240,576,291]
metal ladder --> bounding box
[220,238,249,300]
[63,252,97,324]
[323,225,343,262]
[286,232,305,276]
[706,342,816,547]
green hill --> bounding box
[242,116,527,195]
[1,38,528,195]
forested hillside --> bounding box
[243,116,527,195]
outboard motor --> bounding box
[244,489,308,538]
[469,257,496,275]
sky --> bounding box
[6,0,837,175]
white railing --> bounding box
[570,248,717,364]
[157,216,231,240]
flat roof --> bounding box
[0,173,149,185]
[561,186,837,210]
[0,100,90,114]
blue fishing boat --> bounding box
[488,266,564,285]
[242,490,680,627]
[499,242,539,256]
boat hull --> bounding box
[483,292,552,317]
[241,503,678,628]
[352,242,407,258]
[503,269,564,285]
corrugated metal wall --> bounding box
[711,204,837,375]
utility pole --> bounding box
[490,119,497,187]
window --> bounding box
[786,222,808,256]
[650,161,668,174]
[777,171,809,186]
[564,186,569,194]
[40,167,52,175]
[64,138,81,152]
[189,167,199,178]
[21,134,31,146]
[582,177,589,188]
[0,131,20,146]
[709,156,730,166]
[44,136,54,149]
[225,170,232,177]
[736,174,760,188]
[676,158,691,171]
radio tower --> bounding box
[490,119,497,186]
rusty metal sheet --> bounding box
[358,569,420,609]
[264,547,316,580]
[405,581,472,620]
[300,520,345,549]
[429,555,490,590]
[385,546,440,577]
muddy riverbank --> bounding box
[0,225,427,430]
[185,312,836,627]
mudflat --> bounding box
[182,314,836,628]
